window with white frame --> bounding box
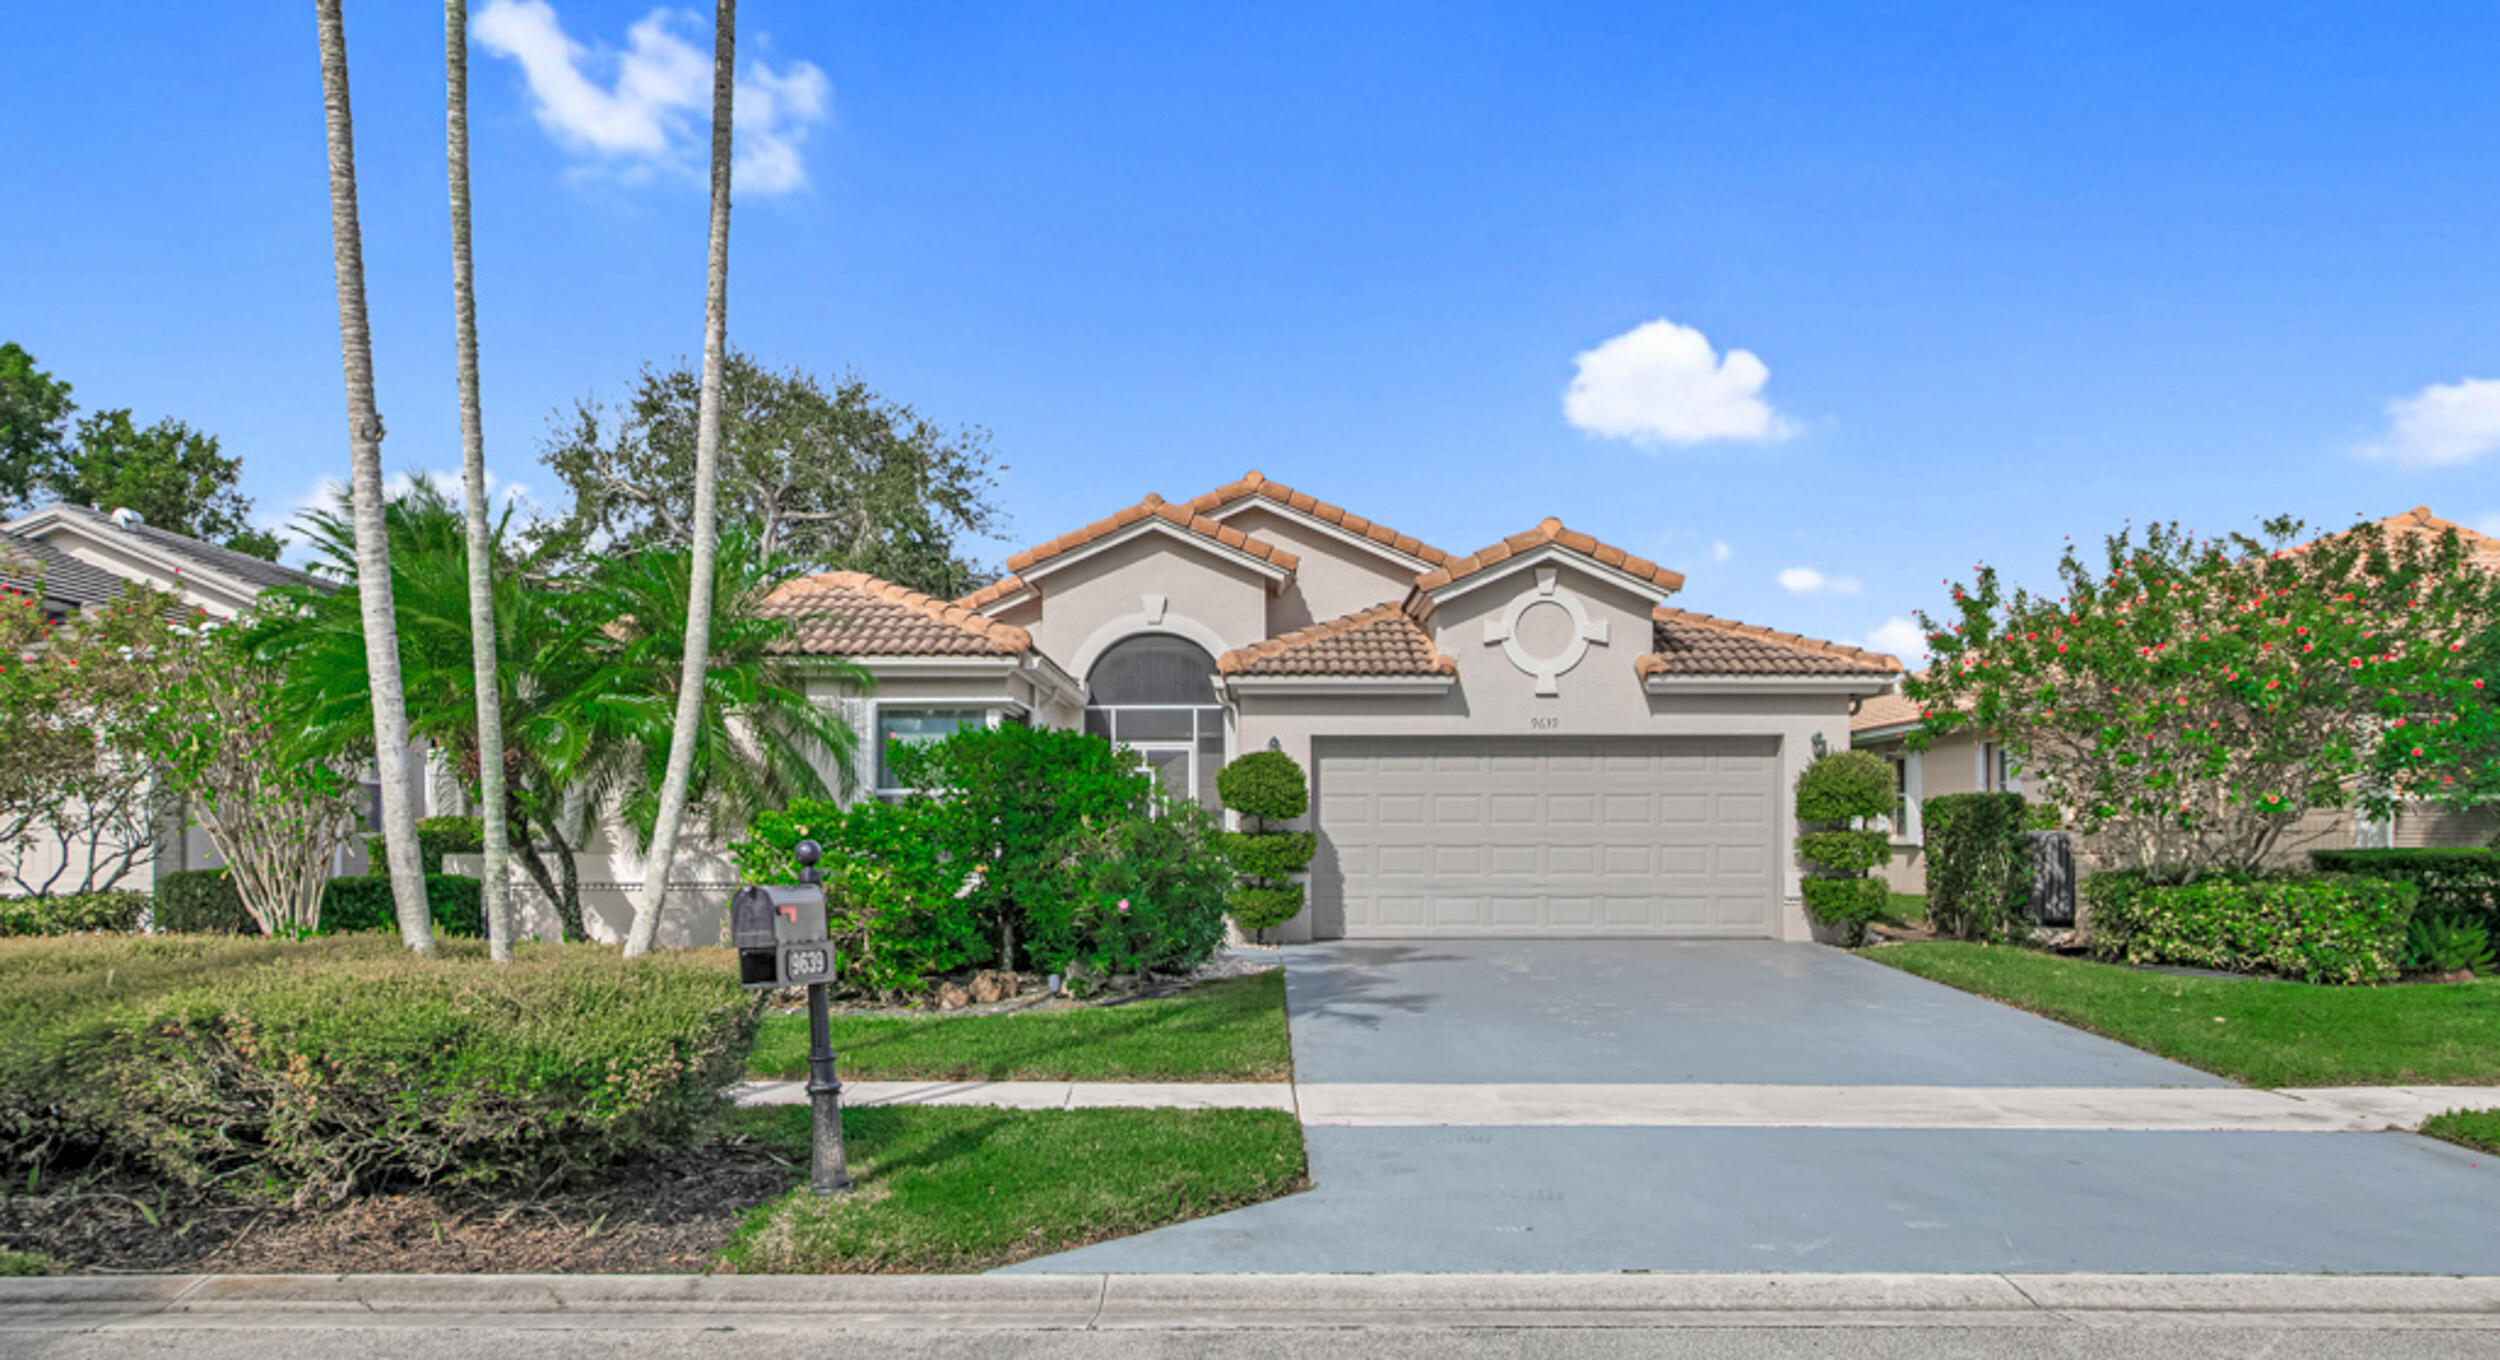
[1886,753,1912,839]
[1981,741,2023,795]
[875,708,986,794]
[1082,634,1226,809]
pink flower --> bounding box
[1117,898,1131,914]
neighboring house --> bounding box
[1852,506,2500,894]
[0,504,347,897]
[753,472,1903,943]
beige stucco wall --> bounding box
[989,530,1275,682]
[1232,558,1861,943]
[1208,504,1428,633]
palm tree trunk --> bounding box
[444,0,513,962]
[623,0,736,958]
[316,0,434,956]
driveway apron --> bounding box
[1008,940,2500,1275]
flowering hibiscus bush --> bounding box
[1909,516,2500,877]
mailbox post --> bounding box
[732,840,851,1196]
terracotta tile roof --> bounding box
[956,573,1028,613]
[1849,688,1925,733]
[758,571,1030,657]
[1637,607,1903,679]
[2366,506,2500,573]
[1414,517,1686,595]
[1181,470,1452,565]
[1219,601,1456,678]
[1001,494,1299,579]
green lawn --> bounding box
[0,1250,52,1277]
[746,970,1293,1082]
[1881,892,1928,927]
[717,1104,1307,1273]
[2422,1109,2500,1156]
[1866,942,2500,1088]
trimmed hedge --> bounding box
[154,869,253,934]
[2084,871,2417,985]
[1924,793,2029,940]
[367,816,485,878]
[2310,848,2499,931]
[1795,750,1894,824]
[321,875,486,939]
[1796,829,1890,875]
[1223,831,1316,882]
[0,934,755,1201]
[0,891,150,938]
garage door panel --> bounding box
[1318,736,1778,938]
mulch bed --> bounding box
[0,1138,797,1275]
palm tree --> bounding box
[314,0,433,955]
[256,480,864,944]
[624,0,738,958]
[443,0,513,961]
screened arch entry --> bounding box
[1084,634,1225,808]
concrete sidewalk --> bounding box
[8,1271,2499,1333]
[729,1079,2492,1132]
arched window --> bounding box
[1085,634,1224,807]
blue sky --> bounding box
[9,1,2499,660]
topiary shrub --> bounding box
[0,891,150,938]
[368,816,486,878]
[1794,750,1894,945]
[1924,792,2030,940]
[1218,750,1311,940]
[154,869,253,934]
[320,875,486,939]
[2084,871,2416,984]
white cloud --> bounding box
[2357,377,2500,468]
[1862,616,1927,664]
[472,1,830,195]
[1776,566,1860,596]
[1711,539,1733,564]
[1564,319,1796,448]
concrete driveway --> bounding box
[1011,940,2500,1275]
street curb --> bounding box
[6,1271,2499,1331]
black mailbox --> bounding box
[732,842,835,989]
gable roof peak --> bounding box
[1414,517,1686,596]
[1179,472,1451,566]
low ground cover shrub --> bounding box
[731,724,1237,997]
[2084,871,2416,984]
[0,934,754,1201]
[2310,848,2500,932]
[0,890,149,937]
[320,874,486,938]
[1924,793,2029,940]
[2407,917,2495,975]
[154,869,252,934]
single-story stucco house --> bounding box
[1850,505,2500,895]
[756,472,1904,944]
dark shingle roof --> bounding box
[1219,602,1456,677]
[759,571,1031,657]
[0,530,129,611]
[1638,608,1903,679]
[46,505,318,592]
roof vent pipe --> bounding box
[108,507,146,529]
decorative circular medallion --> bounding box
[1483,568,1610,695]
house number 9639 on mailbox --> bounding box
[731,879,836,990]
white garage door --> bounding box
[1314,737,1779,938]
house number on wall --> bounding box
[1483,567,1609,696]
[1530,716,1562,731]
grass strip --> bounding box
[1866,942,2500,1088]
[717,1104,1307,1273]
[746,971,1292,1082]
[2421,1109,2500,1156]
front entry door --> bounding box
[1138,744,1194,804]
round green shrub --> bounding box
[1228,883,1305,933]
[0,891,150,938]
[1225,831,1316,879]
[1801,876,1890,945]
[1795,750,1896,824]
[1217,750,1309,823]
[1796,829,1891,875]
[154,869,252,934]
